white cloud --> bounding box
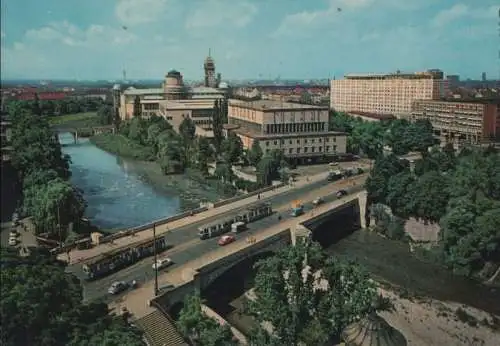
[185,0,257,29]
[271,0,373,38]
[432,4,497,27]
[22,21,137,47]
[115,0,169,25]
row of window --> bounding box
[264,122,326,134]
[265,145,337,155]
[265,137,336,146]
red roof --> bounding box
[14,92,68,101]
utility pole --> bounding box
[153,224,159,296]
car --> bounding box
[336,189,348,198]
[8,237,17,246]
[218,235,236,246]
[152,257,173,270]
[108,281,129,295]
[312,197,324,206]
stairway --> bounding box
[135,309,188,346]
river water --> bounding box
[59,133,181,230]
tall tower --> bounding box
[204,49,216,88]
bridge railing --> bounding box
[212,183,285,208]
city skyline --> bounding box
[0,0,498,81]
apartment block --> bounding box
[226,100,347,162]
[331,70,448,119]
[411,100,499,146]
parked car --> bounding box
[8,237,17,246]
[108,281,129,295]
[152,257,173,270]
[336,189,348,198]
[312,197,324,206]
[218,235,236,246]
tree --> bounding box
[212,100,224,151]
[178,292,237,346]
[0,255,144,346]
[365,154,409,204]
[410,119,436,154]
[386,171,415,219]
[248,140,263,167]
[406,171,450,223]
[246,241,384,345]
[97,104,113,125]
[179,117,196,142]
[214,162,235,183]
[127,117,148,144]
[133,96,142,118]
[32,93,42,116]
[25,178,87,237]
[221,133,243,164]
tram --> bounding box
[198,202,272,240]
[82,236,168,280]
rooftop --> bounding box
[123,87,163,95]
[232,127,346,140]
[229,99,328,111]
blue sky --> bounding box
[1,0,498,80]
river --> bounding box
[59,133,182,230]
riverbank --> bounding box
[49,112,102,128]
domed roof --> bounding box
[166,69,181,77]
[342,313,407,346]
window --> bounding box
[311,139,315,143]
[326,146,330,152]
[266,149,270,154]
[289,140,292,144]
[318,138,322,142]
[289,148,293,153]
[325,138,330,142]
[304,147,308,153]
[319,146,322,151]
[266,141,269,146]
[297,139,300,144]
[312,147,315,152]
[297,148,301,153]
[305,139,308,144]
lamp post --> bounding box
[153,224,159,296]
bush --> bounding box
[90,134,155,161]
[234,177,261,192]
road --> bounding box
[75,176,367,302]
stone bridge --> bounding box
[151,228,292,310]
[54,125,116,143]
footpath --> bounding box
[59,171,331,265]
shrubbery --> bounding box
[90,133,156,161]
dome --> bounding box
[166,69,181,77]
[112,84,121,90]
[342,313,407,346]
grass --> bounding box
[48,112,102,128]
[90,133,156,161]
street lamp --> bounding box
[153,224,159,296]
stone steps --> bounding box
[135,309,188,346]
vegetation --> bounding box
[177,293,237,346]
[8,106,87,239]
[365,145,500,278]
[0,248,145,346]
[178,241,390,346]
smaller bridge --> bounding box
[53,125,116,143]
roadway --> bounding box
[74,175,367,302]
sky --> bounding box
[0,0,498,81]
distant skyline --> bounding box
[1,0,498,81]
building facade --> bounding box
[117,55,227,135]
[411,100,499,146]
[226,100,347,162]
[330,70,448,119]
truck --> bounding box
[290,200,304,217]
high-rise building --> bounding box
[482,72,487,82]
[204,49,217,88]
[330,70,448,119]
[226,99,347,163]
[446,75,460,88]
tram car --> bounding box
[198,202,272,240]
[82,236,168,280]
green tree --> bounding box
[406,171,450,223]
[365,154,409,204]
[133,96,142,118]
[212,99,224,151]
[0,252,145,346]
[214,162,235,183]
[32,93,42,116]
[386,171,415,219]
[127,117,148,144]
[97,104,113,125]
[179,117,196,142]
[247,241,384,345]
[178,292,237,346]
[221,133,243,164]
[248,140,263,167]
[410,119,436,154]
[25,178,87,237]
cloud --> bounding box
[271,0,373,38]
[185,0,257,29]
[115,0,169,25]
[23,21,136,47]
[432,4,497,27]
